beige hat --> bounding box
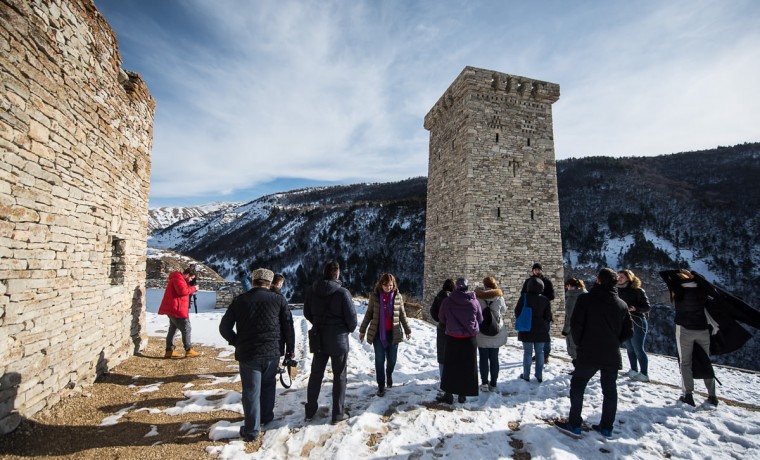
[251,268,274,283]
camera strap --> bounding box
[279,362,294,389]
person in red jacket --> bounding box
[158,265,200,358]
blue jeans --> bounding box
[373,330,398,388]
[569,366,618,431]
[166,316,192,351]
[522,342,545,381]
[478,348,499,386]
[624,316,649,375]
[543,321,552,356]
[239,357,279,439]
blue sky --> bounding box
[93,0,760,207]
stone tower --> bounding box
[423,66,564,328]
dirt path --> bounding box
[0,339,260,459]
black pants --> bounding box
[305,352,348,419]
[569,365,618,430]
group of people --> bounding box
[157,260,731,442]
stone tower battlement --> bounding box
[423,66,565,330]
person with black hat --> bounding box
[436,277,483,405]
[520,263,556,362]
[219,268,296,442]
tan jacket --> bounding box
[360,291,412,345]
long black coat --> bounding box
[515,292,552,343]
[571,284,633,369]
[430,289,451,364]
[304,279,358,356]
[219,287,295,362]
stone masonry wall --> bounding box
[0,0,154,434]
[423,66,565,334]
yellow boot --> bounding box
[185,348,201,358]
[164,349,182,359]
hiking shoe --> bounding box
[679,393,695,406]
[480,384,490,392]
[331,414,349,425]
[555,421,582,438]
[592,424,613,438]
[164,349,182,359]
[457,395,466,404]
[377,387,386,397]
[630,372,650,382]
[239,426,258,442]
[707,395,719,406]
[436,393,454,404]
[185,348,201,358]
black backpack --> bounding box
[480,300,500,336]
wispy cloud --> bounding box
[96,0,760,204]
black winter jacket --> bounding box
[521,274,555,302]
[617,286,651,318]
[429,289,451,364]
[304,279,358,356]
[219,287,295,362]
[571,285,633,369]
[673,282,710,330]
[515,280,552,343]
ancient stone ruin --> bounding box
[423,66,566,330]
[0,0,154,434]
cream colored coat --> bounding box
[360,291,412,345]
[475,288,509,348]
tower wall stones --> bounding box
[423,66,565,332]
[0,0,154,434]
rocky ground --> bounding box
[0,339,258,459]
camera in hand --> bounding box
[281,356,298,368]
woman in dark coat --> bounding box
[617,269,651,381]
[515,277,551,382]
[437,277,483,404]
[429,279,455,381]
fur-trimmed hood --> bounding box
[475,287,503,299]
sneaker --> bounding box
[679,393,695,406]
[488,384,497,392]
[164,349,182,359]
[185,348,201,358]
[707,395,719,406]
[331,414,349,425]
[555,421,582,438]
[480,384,490,392]
[436,393,454,404]
[624,369,638,378]
[457,395,466,404]
[630,372,650,382]
[591,424,613,438]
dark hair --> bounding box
[597,268,618,287]
[442,278,455,292]
[323,260,340,280]
[565,277,585,290]
[183,265,197,277]
[273,273,285,284]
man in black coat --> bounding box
[556,268,633,439]
[219,268,295,442]
[304,260,358,424]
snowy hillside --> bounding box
[148,202,243,234]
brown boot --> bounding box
[164,349,182,359]
[185,348,201,358]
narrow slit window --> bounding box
[530,210,535,220]
[497,207,501,218]
[527,138,531,146]
[110,237,126,285]
[495,133,499,143]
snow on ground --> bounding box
[142,291,760,459]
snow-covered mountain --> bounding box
[147,143,760,370]
[148,202,243,234]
